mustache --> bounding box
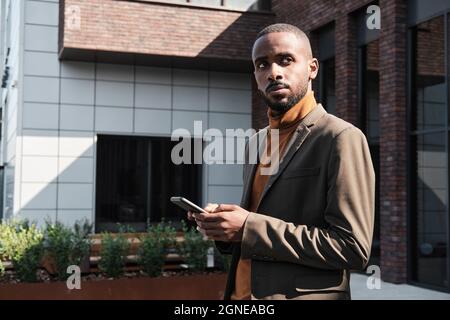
[266,81,290,93]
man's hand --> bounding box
[187,203,219,221]
[193,204,250,242]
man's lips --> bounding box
[267,84,289,94]
[267,86,289,94]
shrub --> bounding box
[98,232,129,278]
[73,218,93,240]
[0,220,44,282]
[0,220,31,260]
[179,220,213,272]
[44,219,92,280]
[0,260,4,276]
[71,219,93,268]
[137,221,177,277]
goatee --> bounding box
[262,89,306,114]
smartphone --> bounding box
[170,196,207,213]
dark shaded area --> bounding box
[95,135,202,232]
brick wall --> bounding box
[60,0,274,62]
[416,16,446,77]
[378,0,408,283]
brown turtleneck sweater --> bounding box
[230,91,317,300]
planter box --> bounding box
[41,232,187,275]
[0,273,227,300]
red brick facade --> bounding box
[60,0,274,63]
[378,0,408,283]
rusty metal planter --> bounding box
[0,273,227,300]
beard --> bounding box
[261,83,308,114]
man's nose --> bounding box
[267,63,283,81]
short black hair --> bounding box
[254,23,312,59]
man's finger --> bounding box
[193,212,223,222]
[187,211,195,221]
[196,220,223,230]
[204,203,219,213]
[215,204,238,212]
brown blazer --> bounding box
[216,104,375,300]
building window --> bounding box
[359,38,380,267]
[138,0,271,11]
[320,58,336,115]
[410,14,448,289]
[95,135,202,233]
[314,23,335,115]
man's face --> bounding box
[252,32,317,113]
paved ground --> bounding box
[350,273,450,300]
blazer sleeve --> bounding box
[240,127,375,271]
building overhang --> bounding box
[59,0,274,72]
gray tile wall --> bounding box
[15,0,252,227]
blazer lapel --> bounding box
[256,104,327,211]
[240,128,268,209]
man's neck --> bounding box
[268,90,317,129]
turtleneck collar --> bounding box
[267,90,317,130]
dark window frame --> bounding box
[357,39,381,269]
[407,11,450,293]
[313,22,336,114]
[94,134,203,233]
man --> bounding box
[188,23,375,300]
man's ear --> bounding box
[308,58,319,80]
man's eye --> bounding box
[281,57,293,65]
[257,62,267,69]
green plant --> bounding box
[0,220,31,260]
[137,221,177,277]
[71,218,93,268]
[44,219,92,280]
[117,224,135,234]
[0,220,44,282]
[73,218,93,239]
[98,232,130,278]
[179,220,213,272]
[0,220,22,277]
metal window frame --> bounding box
[314,22,336,111]
[357,45,367,132]
[407,10,450,293]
